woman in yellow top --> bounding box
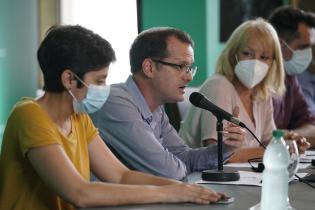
[0,25,224,210]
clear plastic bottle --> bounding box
[260,129,290,210]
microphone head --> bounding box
[189,92,204,106]
[189,92,246,128]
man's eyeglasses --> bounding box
[152,59,197,77]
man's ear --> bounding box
[61,69,75,90]
[142,58,154,78]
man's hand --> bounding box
[284,131,310,154]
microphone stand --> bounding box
[202,117,240,181]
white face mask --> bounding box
[68,74,110,114]
[282,41,313,75]
[235,59,269,89]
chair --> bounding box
[164,87,199,131]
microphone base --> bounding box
[202,168,240,181]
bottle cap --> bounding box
[272,129,284,138]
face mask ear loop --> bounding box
[72,73,89,88]
[280,39,294,53]
[67,89,79,102]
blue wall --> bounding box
[0,0,38,145]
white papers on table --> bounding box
[225,156,311,169]
[196,171,263,186]
[300,150,315,163]
[224,162,256,168]
[305,150,315,156]
[196,171,308,187]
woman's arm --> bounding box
[227,147,264,163]
[27,137,223,208]
[88,135,180,186]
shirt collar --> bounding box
[125,75,153,120]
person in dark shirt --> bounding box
[269,6,315,149]
[297,53,315,113]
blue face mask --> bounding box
[68,75,110,114]
[282,40,313,75]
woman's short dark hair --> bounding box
[37,25,116,92]
[129,27,194,74]
[268,6,315,42]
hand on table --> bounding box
[284,131,310,154]
[160,183,226,204]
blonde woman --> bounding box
[179,19,285,161]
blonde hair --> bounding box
[216,18,285,100]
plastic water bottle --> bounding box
[260,130,290,210]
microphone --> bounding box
[189,91,264,181]
[189,92,242,181]
[189,92,246,128]
[189,92,266,148]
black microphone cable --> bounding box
[295,174,315,189]
[244,125,266,149]
[244,125,315,189]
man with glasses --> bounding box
[90,27,244,180]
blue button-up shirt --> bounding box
[90,76,232,180]
[297,70,315,113]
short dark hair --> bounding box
[129,27,194,74]
[268,6,315,42]
[37,25,116,92]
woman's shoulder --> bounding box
[200,74,234,92]
[6,98,46,127]
[12,97,41,115]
